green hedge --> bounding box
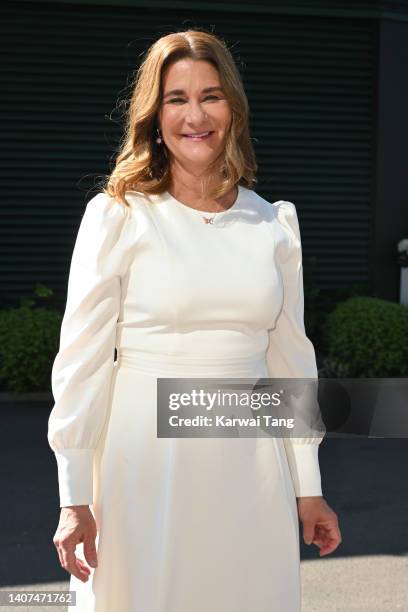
[2,283,406,390]
[321,296,408,377]
[0,286,62,393]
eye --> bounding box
[167,95,221,104]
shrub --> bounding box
[321,296,408,377]
[0,286,62,392]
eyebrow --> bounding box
[163,86,224,99]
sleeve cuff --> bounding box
[282,441,323,498]
[54,449,94,507]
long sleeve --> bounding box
[266,201,326,498]
[47,193,132,508]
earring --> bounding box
[156,128,162,144]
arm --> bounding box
[266,201,326,498]
[47,193,131,508]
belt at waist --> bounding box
[115,348,268,377]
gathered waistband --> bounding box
[115,348,267,377]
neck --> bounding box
[168,159,236,213]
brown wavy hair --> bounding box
[102,28,258,208]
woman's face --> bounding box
[158,58,232,171]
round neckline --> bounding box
[164,184,242,216]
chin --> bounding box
[182,154,218,165]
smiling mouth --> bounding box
[182,131,214,139]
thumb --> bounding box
[303,521,315,545]
[83,537,98,568]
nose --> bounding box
[184,100,208,125]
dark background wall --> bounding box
[372,17,408,300]
[1,0,407,309]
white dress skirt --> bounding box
[47,184,324,612]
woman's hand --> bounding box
[53,505,98,582]
[296,496,342,556]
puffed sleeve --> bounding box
[266,201,326,498]
[47,192,132,508]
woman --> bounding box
[48,29,341,612]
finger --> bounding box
[83,537,98,569]
[324,524,342,545]
[303,522,316,545]
[55,542,65,568]
[315,527,327,538]
[318,537,341,556]
[317,528,339,546]
[313,522,340,543]
[316,522,340,541]
[59,543,73,571]
[313,520,341,555]
[319,544,337,556]
[74,558,90,582]
[60,545,89,582]
[316,527,332,541]
[315,524,338,539]
[312,536,326,547]
[75,557,91,581]
[76,558,91,575]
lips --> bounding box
[182,131,214,140]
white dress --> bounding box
[47,184,324,612]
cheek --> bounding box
[213,106,231,132]
[161,108,181,132]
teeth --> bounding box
[185,132,211,137]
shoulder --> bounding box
[88,189,166,219]
[74,192,139,254]
[246,189,300,246]
[81,191,155,234]
[73,192,148,270]
[84,191,131,222]
[248,189,296,219]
